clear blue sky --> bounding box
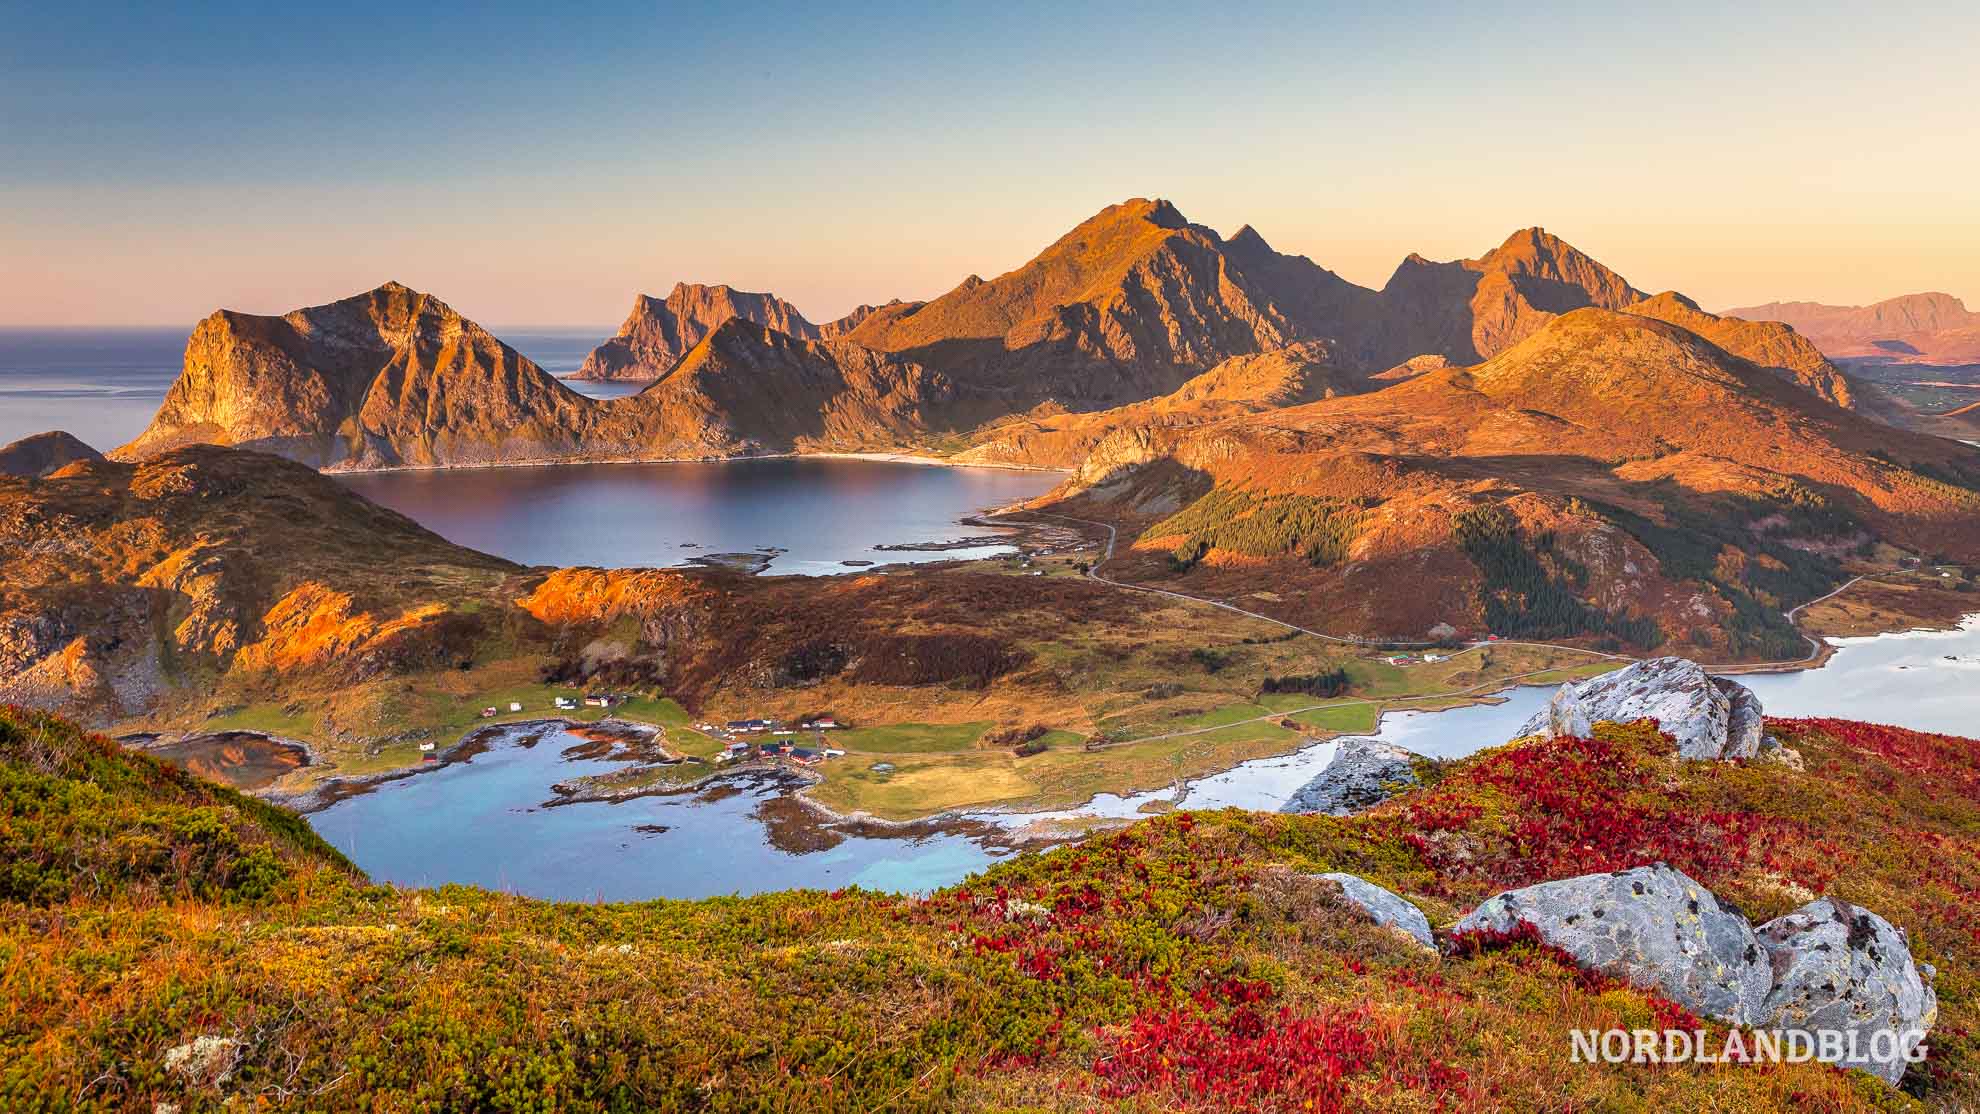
[4,0,1977,327]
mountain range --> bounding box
[101,198,1980,648]
[1727,292,1980,366]
[123,197,1881,469]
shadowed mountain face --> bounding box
[1726,293,1980,365]
[575,283,834,380]
[1379,227,1645,365]
[0,431,102,478]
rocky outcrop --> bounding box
[574,283,822,380]
[1756,897,1938,1086]
[1280,737,1421,816]
[0,431,102,478]
[1456,866,1937,1085]
[120,285,954,470]
[1378,226,1644,365]
[1515,657,1768,760]
[1317,872,1434,949]
[120,282,600,469]
[1457,865,1773,1025]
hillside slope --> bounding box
[1622,291,1854,408]
[1041,309,1980,654]
[0,445,520,720]
[4,704,1973,1109]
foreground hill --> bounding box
[1728,292,1980,365]
[5,700,1973,1109]
[1037,308,1980,655]
[0,445,521,719]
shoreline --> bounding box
[319,447,1072,477]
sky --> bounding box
[3,0,1977,328]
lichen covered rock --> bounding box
[1280,737,1421,816]
[1317,872,1435,949]
[1755,897,1938,1085]
[1514,656,1765,760]
[1454,865,1773,1025]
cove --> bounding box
[306,616,1980,902]
[334,456,1061,574]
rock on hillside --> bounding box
[0,430,101,477]
[1457,865,1937,1085]
[1457,865,1775,1025]
[1281,737,1421,816]
[574,283,823,381]
[1316,872,1435,949]
[1516,657,1767,760]
[1756,897,1939,1085]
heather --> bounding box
[3,704,1974,1110]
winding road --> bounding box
[1019,510,1863,677]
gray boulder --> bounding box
[1514,657,1766,760]
[1719,680,1768,759]
[1454,865,1773,1025]
[1317,872,1435,950]
[1280,737,1420,816]
[1756,898,1938,1086]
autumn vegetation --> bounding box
[5,699,1975,1110]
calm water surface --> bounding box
[310,618,1980,901]
[312,724,1005,902]
[337,457,1058,573]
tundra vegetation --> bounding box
[3,705,1973,1110]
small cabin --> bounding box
[479,707,498,718]
[554,696,578,710]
